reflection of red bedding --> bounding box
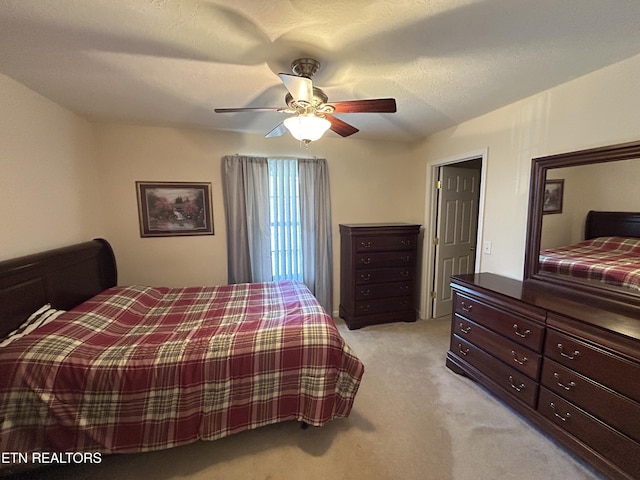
[0,281,364,458]
[539,236,640,290]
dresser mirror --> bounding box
[523,140,640,310]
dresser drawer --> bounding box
[539,388,640,480]
[355,267,413,285]
[454,314,541,380]
[355,251,414,269]
[451,335,538,407]
[355,296,413,316]
[545,328,640,403]
[541,358,640,443]
[354,282,412,300]
[453,292,544,352]
[355,235,416,252]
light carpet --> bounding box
[7,317,604,480]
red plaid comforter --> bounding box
[539,236,640,291]
[0,281,364,458]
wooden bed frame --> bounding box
[0,239,117,339]
[585,210,640,240]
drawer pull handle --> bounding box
[461,302,473,313]
[508,375,525,393]
[550,402,571,422]
[360,304,371,313]
[360,289,371,297]
[360,257,372,265]
[457,343,470,356]
[511,350,528,365]
[459,323,471,334]
[400,271,410,277]
[400,255,410,263]
[401,239,413,247]
[399,285,409,293]
[557,343,580,360]
[360,241,372,249]
[360,273,372,282]
[513,324,531,338]
[553,372,576,391]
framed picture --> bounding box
[543,179,564,215]
[136,181,214,237]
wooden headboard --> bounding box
[0,239,117,339]
[585,211,640,240]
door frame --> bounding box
[420,148,488,319]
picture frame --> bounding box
[543,179,564,215]
[136,181,214,237]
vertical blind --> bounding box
[268,159,304,282]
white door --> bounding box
[432,165,480,317]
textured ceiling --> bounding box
[1,0,639,143]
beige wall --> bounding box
[0,69,423,315]
[3,52,640,318]
[93,123,424,314]
[419,53,640,286]
[543,159,640,249]
[0,74,103,260]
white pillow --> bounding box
[0,304,65,347]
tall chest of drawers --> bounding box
[339,223,420,330]
[447,273,640,480]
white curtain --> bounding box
[222,155,333,313]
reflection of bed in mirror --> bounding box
[539,211,640,291]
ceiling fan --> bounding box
[214,58,397,144]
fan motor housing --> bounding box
[291,58,320,78]
[285,87,328,108]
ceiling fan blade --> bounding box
[214,107,282,113]
[328,98,397,113]
[265,122,288,138]
[325,114,359,137]
[278,73,313,104]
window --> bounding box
[268,159,303,281]
[223,154,333,312]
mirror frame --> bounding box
[523,140,640,310]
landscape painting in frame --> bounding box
[136,182,214,237]
[543,179,564,215]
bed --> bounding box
[538,211,640,291]
[0,239,364,466]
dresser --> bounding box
[446,273,640,480]
[339,223,420,330]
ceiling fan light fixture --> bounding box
[283,114,331,142]
[215,57,396,141]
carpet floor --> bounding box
[7,317,605,480]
